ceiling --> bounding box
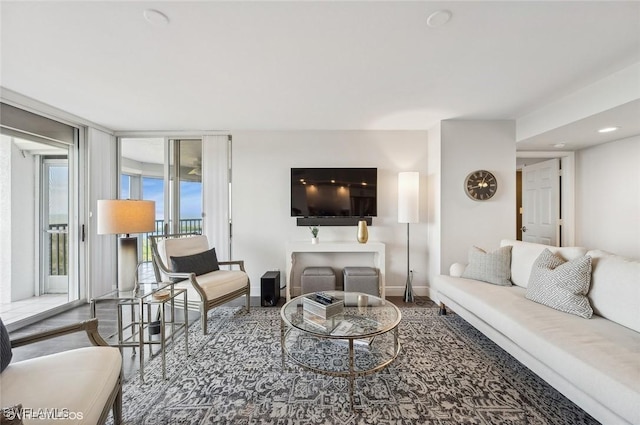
[1,1,639,151]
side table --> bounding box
[90,282,189,383]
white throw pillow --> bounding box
[525,249,593,318]
[461,245,512,286]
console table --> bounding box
[285,241,386,300]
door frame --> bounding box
[517,151,575,246]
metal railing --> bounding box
[140,219,202,262]
[46,219,202,272]
[48,224,68,275]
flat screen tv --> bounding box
[291,168,377,218]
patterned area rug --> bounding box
[117,306,599,424]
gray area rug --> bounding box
[117,306,599,424]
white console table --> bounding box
[285,241,386,300]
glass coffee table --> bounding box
[280,291,401,408]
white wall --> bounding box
[438,120,517,276]
[426,124,442,285]
[232,131,429,297]
[10,141,36,301]
[575,135,640,258]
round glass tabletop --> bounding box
[280,291,402,339]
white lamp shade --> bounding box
[398,172,419,223]
[97,200,156,235]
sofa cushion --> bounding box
[461,245,512,286]
[587,250,640,332]
[435,274,640,425]
[0,318,12,373]
[0,346,121,425]
[500,239,588,288]
[525,249,593,318]
[170,247,220,283]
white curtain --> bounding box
[202,135,231,261]
[88,127,117,297]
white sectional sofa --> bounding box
[433,239,640,425]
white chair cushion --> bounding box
[157,236,209,268]
[174,270,248,301]
[0,346,121,424]
[156,235,210,280]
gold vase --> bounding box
[357,220,368,244]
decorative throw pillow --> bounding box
[0,404,23,425]
[525,249,593,318]
[0,317,12,373]
[170,248,220,283]
[462,245,512,286]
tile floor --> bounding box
[0,293,69,324]
[1,262,157,328]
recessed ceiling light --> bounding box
[427,10,453,28]
[143,9,170,26]
[598,126,619,133]
[553,143,566,148]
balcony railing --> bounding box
[48,224,68,276]
[47,219,203,274]
[140,219,203,262]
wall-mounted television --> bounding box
[291,168,377,219]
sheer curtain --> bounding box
[202,134,231,261]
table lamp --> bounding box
[97,199,156,292]
[398,172,419,303]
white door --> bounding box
[521,158,560,246]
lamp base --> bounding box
[403,274,414,303]
[118,236,138,293]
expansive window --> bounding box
[0,104,81,328]
[119,137,203,264]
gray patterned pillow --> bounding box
[462,245,512,286]
[525,249,593,318]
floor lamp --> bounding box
[97,199,156,293]
[398,172,419,303]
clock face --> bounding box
[465,170,498,201]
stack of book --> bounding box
[303,292,344,332]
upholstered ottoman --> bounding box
[301,267,336,294]
[343,267,379,296]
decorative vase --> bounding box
[311,237,319,244]
[357,220,368,244]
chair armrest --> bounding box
[11,318,109,348]
[218,260,246,272]
[163,271,195,280]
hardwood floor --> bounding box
[7,295,435,381]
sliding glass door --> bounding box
[0,132,80,327]
[119,137,203,266]
[41,158,70,295]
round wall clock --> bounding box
[464,170,497,201]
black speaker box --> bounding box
[261,271,281,307]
